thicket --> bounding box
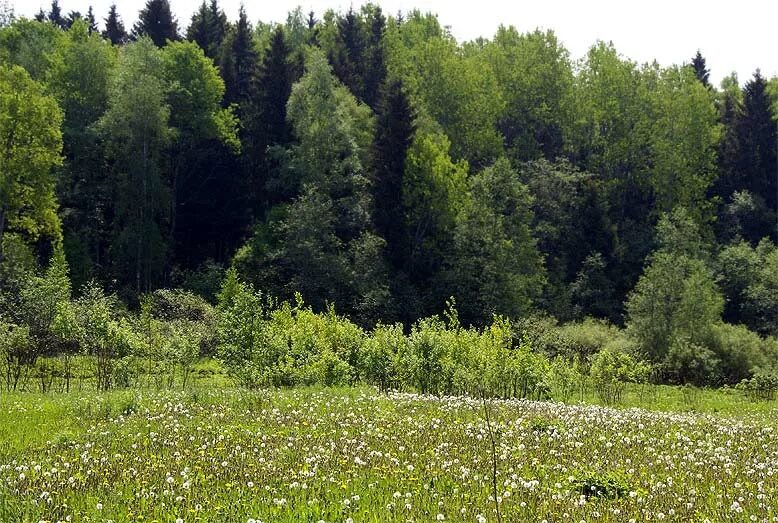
[3,256,777,404]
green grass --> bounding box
[1,385,778,522]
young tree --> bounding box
[626,209,723,361]
[132,0,179,47]
[102,4,128,45]
[0,65,63,260]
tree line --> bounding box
[1,0,777,387]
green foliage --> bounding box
[98,38,172,295]
[442,158,545,325]
[737,373,778,401]
[0,63,63,254]
[590,347,649,405]
[0,320,33,391]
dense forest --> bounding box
[1,0,777,392]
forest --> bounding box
[1,0,777,395]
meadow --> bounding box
[2,386,777,523]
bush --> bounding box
[0,320,34,391]
[590,348,649,405]
[663,337,722,386]
[737,373,778,401]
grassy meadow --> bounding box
[1,385,778,523]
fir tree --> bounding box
[221,5,257,111]
[363,5,387,110]
[332,8,366,101]
[736,71,778,238]
[206,0,227,55]
[371,78,414,270]
[48,0,65,29]
[132,0,179,47]
[691,50,710,87]
[86,6,98,34]
[103,4,128,45]
[186,2,210,51]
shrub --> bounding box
[590,348,649,405]
[737,374,778,401]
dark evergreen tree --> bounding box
[737,72,777,214]
[132,0,179,47]
[65,11,83,29]
[206,0,227,54]
[186,1,210,52]
[246,26,297,214]
[185,0,226,59]
[47,0,65,28]
[220,5,257,111]
[103,4,128,45]
[35,8,47,22]
[332,8,367,101]
[86,6,98,34]
[363,5,387,110]
[371,78,414,270]
[691,50,710,88]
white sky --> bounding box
[12,0,778,85]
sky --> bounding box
[12,0,778,85]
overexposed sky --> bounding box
[13,0,778,85]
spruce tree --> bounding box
[691,50,710,88]
[363,5,386,110]
[86,6,98,34]
[132,0,179,47]
[103,4,128,45]
[371,78,414,270]
[332,8,366,101]
[35,9,46,22]
[186,0,226,59]
[221,5,257,111]
[186,1,210,53]
[736,71,778,239]
[206,0,227,56]
[48,0,65,29]
[65,11,83,29]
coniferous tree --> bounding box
[35,9,47,22]
[363,5,386,110]
[206,0,227,55]
[247,26,296,213]
[332,7,366,101]
[186,0,225,59]
[737,72,778,216]
[691,50,710,88]
[85,6,98,33]
[220,5,257,112]
[103,4,128,45]
[186,2,210,51]
[47,0,66,29]
[132,0,179,47]
[65,11,83,29]
[371,78,414,271]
